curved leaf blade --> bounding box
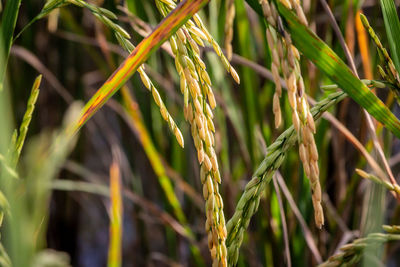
[68,0,210,135]
[244,0,400,138]
[246,0,400,138]
[279,4,400,138]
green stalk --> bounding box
[226,91,347,266]
[319,226,400,267]
[13,75,42,165]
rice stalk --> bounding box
[226,91,346,266]
[138,66,184,147]
[260,0,323,228]
[69,0,212,139]
[74,1,185,146]
[360,13,400,102]
[12,75,42,165]
[155,1,241,265]
[356,169,400,195]
[89,13,201,260]
[28,0,185,147]
[318,226,400,267]
[0,75,41,180]
[50,6,202,262]
[124,39,185,147]
[320,79,388,91]
[0,77,39,236]
[1,102,80,267]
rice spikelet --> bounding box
[156,1,241,265]
[260,0,323,228]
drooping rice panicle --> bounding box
[138,66,185,148]
[31,0,184,147]
[259,0,323,228]
[80,0,186,147]
[318,226,400,267]
[226,91,346,266]
[360,14,400,101]
[356,168,400,195]
[154,1,242,265]
[157,0,240,84]
[48,0,185,147]
[89,2,185,147]
[265,25,283,128]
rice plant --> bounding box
[2,0,400,266]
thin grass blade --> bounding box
[244,0,400,138]
[68,0,210,135]
[120,88,188,224]
[120,88,204,266]
[108,160,123,267]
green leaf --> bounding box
[380,0,400,73]
[244,0,400,139]
[0,0,22,88]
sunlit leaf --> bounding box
[68,0,210,136]
[245,0,400,138]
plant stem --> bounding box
[226,91,346,266]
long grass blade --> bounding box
[120,88,188,224]
[278,3,400,138]
[245,0,400,138]
[380,0,400,72]
[108,160,123,267]
[68,0,210,135]
[119,88,204,266]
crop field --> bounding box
[1,0,400,266]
